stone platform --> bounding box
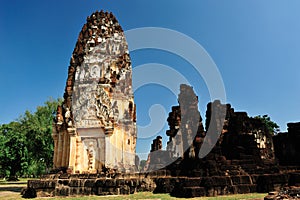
[24,172,157,197]
[23,170,300,198]
[157,172,300,198]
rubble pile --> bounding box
[265,185,300,200]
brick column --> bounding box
[52,126,59,168]
[67,128,77,172]
[56,131,63,167]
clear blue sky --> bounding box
[1,1,300,158]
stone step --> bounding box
[243,169,262,175]
[230,159,255,165]
[289,173,300,186]
[240,159,256,165]
[171,186,206,198]
[180,177,202,187]
[184,186,207,197]
[241,164,258,170]
[172,184,258,197]
[231,175,253,185]
[232,184,257,194]
[244,167,280,175]
[239,155,255,160]
[220,164,240,171]
[200,176,232,187]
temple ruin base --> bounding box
[23,168,300,198]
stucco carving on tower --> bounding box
[52,11,137,173]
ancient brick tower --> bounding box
[52,11,137,173]
[166,84,205,160]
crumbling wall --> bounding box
[147,84,275,175]
[220,108,275,163]
[166,84,205,160]
[24,170,300,198]
[150,136,162,152]
[204,100,275,163]
[273,122,300,166]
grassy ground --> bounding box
[0,179,266,200]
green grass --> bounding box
[0,191,266,200]
[0,178,38,185]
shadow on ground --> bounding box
[0,186,24,193]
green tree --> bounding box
[0,122,28,180]
[20,98,62,174]
[255,115,279,135]
[0,97,62,178]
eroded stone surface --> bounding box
[52,10,136,174]
[145,84,275,175]
[273,122,300,166]
[163,85,205,161]
[142,84,300,198]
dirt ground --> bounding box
[0,183,25,199]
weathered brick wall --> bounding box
[23,171,300,198]
[273,122,300,166]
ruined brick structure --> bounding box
[144,84,298,197]
[146,85,275,175]
[23,11,300,199]
[144,85,206,171]
[52,10,137,174]
[150,136,163,152]
[273,122,300,166]
[166,84,205,160]
[218,103,275,164]
[145,136,172,172]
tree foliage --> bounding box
[0,97,62,179]
[21,99,62,173]
[254,114,279,135]
[0,122,28,179]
